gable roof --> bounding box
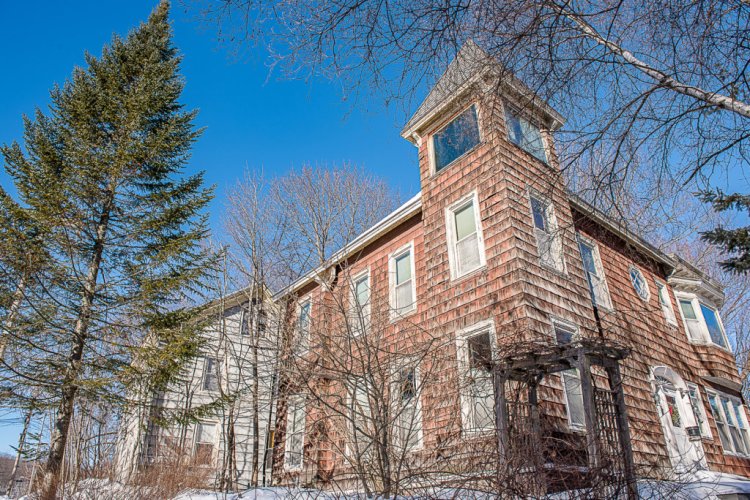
[401,40,565,142]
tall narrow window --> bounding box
[390,245,416,316]
[351,272,370,335]
[656,282,677,325]
[458,325,495,433]
[348,378,373,459]
[394,367,421,451]
[687,384,711,438]
[578,237,612,309]
[285,395,306,469]
[194,422,216,466]
[506,107,548,163]
[433,105,481,172]
[297,299,312,352]
[562,369,585,429]
[202,357,219,391]
[679,299,703,342]
[530,195,564,271]
[446,194,485,279]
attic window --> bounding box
[432,105,481,172]
[505,107,548,164]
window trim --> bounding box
[528,190,566,273]
[349,268,371,336]
[193,421,218,467]
[705,388,750,457]
[345,376,374,460]
[390,361,424,452]
[655,280,678,327]
[388,242,417,321]
[674,292,731,351]
[628,265,650,303]
[576,233,614,311]
[455,319,497,435]
[201,356,220,393]
[550,319,585,431]
[686,383,712,440]
[551,317,579,345]
[428,103,483,176]
[445,191,487,280]
[504,103,549,165]
[561,368,586,432]
[284,394,306,471]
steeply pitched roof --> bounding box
[401,40,565,140]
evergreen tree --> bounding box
[0,2,215,497]
[701,190,750,274]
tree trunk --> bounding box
[251,319,260,486]
[6,407,32,496]
[0,274,27,361]
[39,195,112,500]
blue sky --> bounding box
[0,1,424,454]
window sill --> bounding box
[461,428,495,439]
[451,264,487,283]
[507,140,550,169]
[539,260,568,278]
[431,142,484,178]
[688,340,733,354]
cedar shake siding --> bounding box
[268,43,750,488]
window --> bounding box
[350,272,370,335]
[687,384,712,438]
[389,244,416,317]
[241,308,251,336]
[530,194,564,271]
[297,299,312,352]
[656,282,677,326]
[202,357,219,391]
[562,369,585,430]
[194,422,216,466]
[393,366,422,451]
[577,236,612,310]
[677,295,729,349]
[348,377,373,459]
[285,395,306,469]
[553,320,577,345]
[505,107,548,163]
[457,322,495,433]
[629,266,650,302]
[707,389,750,456]
[432,105,481,172]
[446,193,486,279]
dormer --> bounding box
[401,40,565,186]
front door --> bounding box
[655,377,706,472]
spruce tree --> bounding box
[0,2,215,497]
[700,190,750,274]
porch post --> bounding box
[494,368,509,460]
[606,364,637,500]
[577,352,599,469]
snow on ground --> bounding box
[7,470,750,499]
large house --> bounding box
[118,41,750,496]
[268,42,750,495]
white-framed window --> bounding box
[445,192,486,279]
[456,320,496,434]
[553,320,578,345]
[529,193,564,272]
[676,294,730,350]
[505,106,548,163]
[577,235,613,310]
[347,376,373,460]
[706,389,750,456]
[656,281,677,326]
[431,104,481,173]
[562,369,585,430]
[389,243,416,318]
[194,422,217,466]
[349,269,371,336]
[240,307,251,336]
[629,265,650,302]
[392,364,423,451]
[202,357,219,391]
[284,394,306,469]
[686,383,712,439]
[296,298,312,352]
